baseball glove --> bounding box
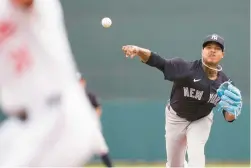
[216,81,242,119]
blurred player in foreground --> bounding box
[122,34,242,167]
[77,72,113,167]
[0,0,101,166]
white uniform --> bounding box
[0,0,100,166]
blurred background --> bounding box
[61,0,250,167]
[1,0,249,167]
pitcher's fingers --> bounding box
[224,90,242,101]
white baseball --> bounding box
[101,17,112,28]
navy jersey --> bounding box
[146,52,230,121]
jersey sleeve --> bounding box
[145,52,191,81]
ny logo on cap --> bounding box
[211,34,218,40]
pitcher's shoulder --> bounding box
[218,71,232,83]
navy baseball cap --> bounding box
[202,34,225,51]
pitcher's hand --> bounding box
[122,45,140,58]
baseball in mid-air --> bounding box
[101,17,112,28]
